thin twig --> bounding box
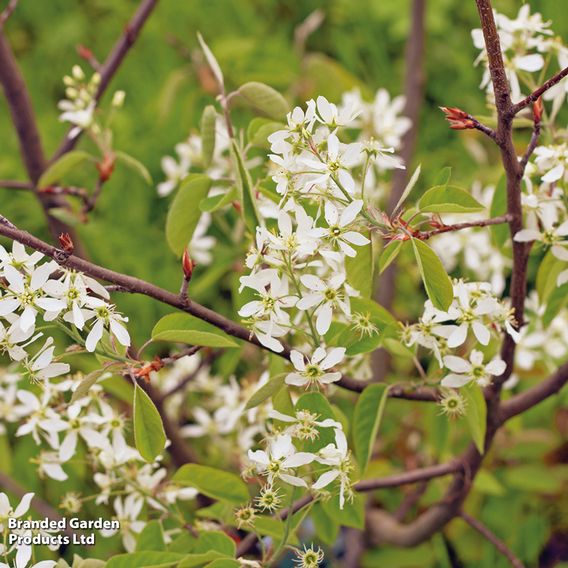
[511,66,568,116]
[0,179,31,190]
[0,0,19,25]
[460,512,525,568]
[519,118,541,174]
[412,215,511,240]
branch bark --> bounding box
[511,66,568,116]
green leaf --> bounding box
[345,231,373,297]
[165,174,212,256]
[462,385,487,454]
[536,248,565,304]
[205,561,240,568]
[410,239,453,311]
[199,187,237,213]
[379,240,403,274]
[489,176,509,247]
[197,33,224,90]
[392,164,421,216]
[107,553,184,568]
[70,368,109,403]
[230,141,261,235]
[194,531,235,557]
[200,105,217,168]
[244,373,286,410]
[179,553,226,568]
[115,151,152,185]
[133,385,166,462]
[238,82,289,120]
[353,384,390,474]
[543,281,568,326]
[311,503,339,546]
[136,521,166,552]
[247,118,284,149]
[418,185,484,214]
[434,166,452,187]
[321,492,365,529]
[152,313,238,348]
[173,464,249,504]
[38,150,93,188]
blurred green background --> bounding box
[1,2,568,566]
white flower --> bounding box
[247,434,315,487]
[100,495,145,552]
[83,299,130,352]
[268,409,340,440]
[313,429,352,509]
[0,262,66,332]
[238,269,297,325]
[156,140,195,197]
[301,133,361,194]
[514,218,568,245]
[0,492,34,531]
[313,200,370,257]
[442,350,506,388]
[37,451,68,482]
[188,213,216,266]
[314,95,360,128]
[285,347,345,388]
[296,273,355,335]
[0,241,43,272]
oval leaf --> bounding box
[410,239,453,311]
[201,105,217,168]
[133,385,166,462]
[173,464,249,504]
[38,150,93,188]
[353,384,390,474]
[197,33,224,90]
[152,313,238,348]
[418,185,484,214]
[462,385,487,454]
[230,141,261,234]
[238,81,289,120]
[165,174,212,255]
[245,373,286,410]
[115,150,152,184]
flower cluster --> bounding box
[245,409,353,512]
[403,280,511,388]
[472,5,567,105]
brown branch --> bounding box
[236,460,462,557]
[0,0,18,25]
[0,215,438,401]
[499,361,568,422]
[0,179,31,190]
[460,512,525,568]
[0,470,71,534]
[412,215,511,240]
[51,0,159,161]
[519,114,541,174]
[511,66,568,116]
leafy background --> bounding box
[1,0,568,566]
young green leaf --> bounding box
[392,164,421,217]
[410,238,453,311]
[107,552,184,568]
[152,313,238,348]
[353,383,390,474]
[115,150,152,185]
[536,248,565,304]
[200,105,217,168]
[173,464,249,504]
[247,117,284,149]
[38,150,93,188]
[70,368,109,403]
[135,520,166,552]
[165,174,212,256]
[433,166,452,188]
[199,187,237,213]
[379,240,403,274]
[244,373,287,410]
[133,384,166,462]
[345,232,373,297]
[418,185,485,214]
[197,33,224,90]
[238,82,289,120]
[230,140,261,234]
[462,385,487,454]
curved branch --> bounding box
[511,66,568,116]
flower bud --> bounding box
[182,249,194,281]
[440,106,475,130]
[112,90,126,108]
[58,233,75,254]
[96,153,116,182]
[533,97,543,123]
[76,44,94,61]
[72,65,85,81]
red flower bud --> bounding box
[440,106,475,130]
[533,97,543,123]
[182,249,194,281]
[76,44,94,61]
[58,233,75,254]
[96,153,116,182]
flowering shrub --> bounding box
[1,1,568,567]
